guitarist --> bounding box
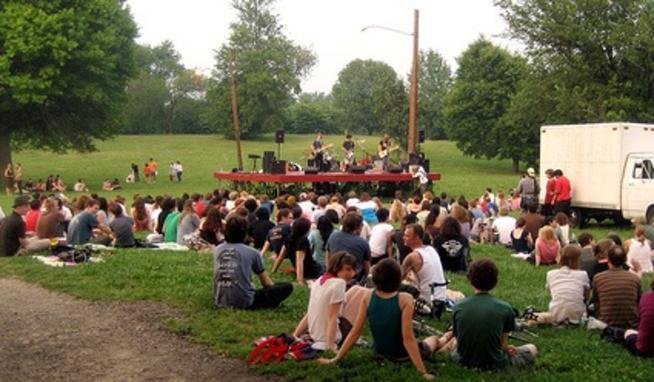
[341,133,356,172]
[310,132,325,168]
[378,134,393,170]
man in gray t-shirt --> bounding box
[108,203,134,247]
[326,212,371,283]
[213,215,292,309]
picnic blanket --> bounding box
[32,255,105,267]
[152,242,190,251]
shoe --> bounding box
[586,317,607,331]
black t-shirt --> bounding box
[510,229,531,254]
[286,236,322,279]
[582,259,609,283]
[343,140,355,151]
[250,219,275,250]
[0,212,26,256]
[266,223,291,255]
[392,229,413,264]
[433,234,469,272]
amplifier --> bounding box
[304,166,319,174]
[271,160,286,174]
[389,166,403,173]
[350,165,366,174]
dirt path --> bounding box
[0,278,269,382]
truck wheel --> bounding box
[571,208,585,229]
[612,212,629,226]
[647,207,654,225]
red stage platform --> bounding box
[214,171,441,184]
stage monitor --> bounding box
[271,160,286,174]
[350,165,366,174]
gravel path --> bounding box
[0,278,268,381]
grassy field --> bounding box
[0,134,651,381]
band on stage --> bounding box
[306,132,401,173]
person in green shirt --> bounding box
[452,258,538,370]
[163,199,183,242]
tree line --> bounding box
[2,0,654,173]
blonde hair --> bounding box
[390,199,405,223]
[635,226,646,244]
[538,226,557,242]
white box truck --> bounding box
[539,122,654,227]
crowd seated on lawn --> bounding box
[1,184,654,378]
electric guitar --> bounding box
[310,143,333,157]
[378,145,400,159]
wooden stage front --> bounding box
[214,171,441,184]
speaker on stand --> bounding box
[275,130,285,160]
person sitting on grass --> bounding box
[624,279,654,357]
[260,208,293,260]
[272,217,323,285]
[163,198,183,243]
[318,258,455,380]
[452,258,538,370]
[401,224,448,306]
[532,245,590,325]
[326,212,371,284]
[73,179,89,192]
[533,226,560,266]
[213,215,293,309]
[293,251,368,351]
[108,202,135,248]
[625,225,654,274]
[592,246,641,329]
[67,198,113,246]
[510,217,533,254]
[368,208,394,265]
[432,217,469,273]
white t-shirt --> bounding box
[368,222,394,256]
[307,277,346,350]
[545,266,590,323]
[298,200,316,219]
[345,198,360,208]
[492,216,517,245]
[628,239,654,273]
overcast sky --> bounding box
[126,0,518,93]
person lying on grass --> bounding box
[293,251,368,352]
[451,258,538,370]
[318,258,455,380]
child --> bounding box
[318,258,454,380]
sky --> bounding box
[126,0,519,93]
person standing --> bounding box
[131,163,140,182]
[542,169,555,216]
[552,169,572,217]
[14,163,23,194]
[175,161,184,182]
[310,132,325,168]
[149,158,158,182]
[378,133,393,170]
[341,133,356,172]
[515,168,540,212]
[4,163,15,195]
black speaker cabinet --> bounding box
[263,151,275,173]
[350,165,366,174]
[389,166,403,173]
[271,160,286,174]
[275,130,285,144]
[419,130,425,143]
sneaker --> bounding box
[586,317,608,331]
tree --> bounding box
[495,0,654,123]
[284,93,340,134]
[443,38,527,172]
[0,0,137,170]
[206,0,316,139]
[418,49,452,140]
[332,59,407,142]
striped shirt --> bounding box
[593,268,641,328]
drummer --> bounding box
[341,133,355,171]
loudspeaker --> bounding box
[422,159,430,173]
[409,153,421,165]
[271,160,286,174]
[389,166,403,173]
[304,166,319,174]
[275,130,285,144]
[307,159,316,168]
[419,130,425,143]
[263,151,275,173]
[350,165,366,174]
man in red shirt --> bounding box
[542,169,556,217]
[552,169,572,216]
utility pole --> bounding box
[408,9,419,155]
[228,50,244,171]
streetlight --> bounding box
[362,9,419,155]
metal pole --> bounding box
[228,50,244,171]
[408,9,419,155]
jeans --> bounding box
[249,283,293,309]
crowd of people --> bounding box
[0,176,652,377]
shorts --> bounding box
[451,345,535,369]
[625,334,654,357]
[375,341,432,362]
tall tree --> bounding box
[332,59,407,142]
[418,49,452,140]
[0,0,137,170]
[495,0,654,122]
[284,93,340,134]
[443,38,527,172]
[206,0,315,138]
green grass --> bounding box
[0,134,650,380]
[1,134,518,208]
[1,245,652,381]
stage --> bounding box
[214,170,441,184]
